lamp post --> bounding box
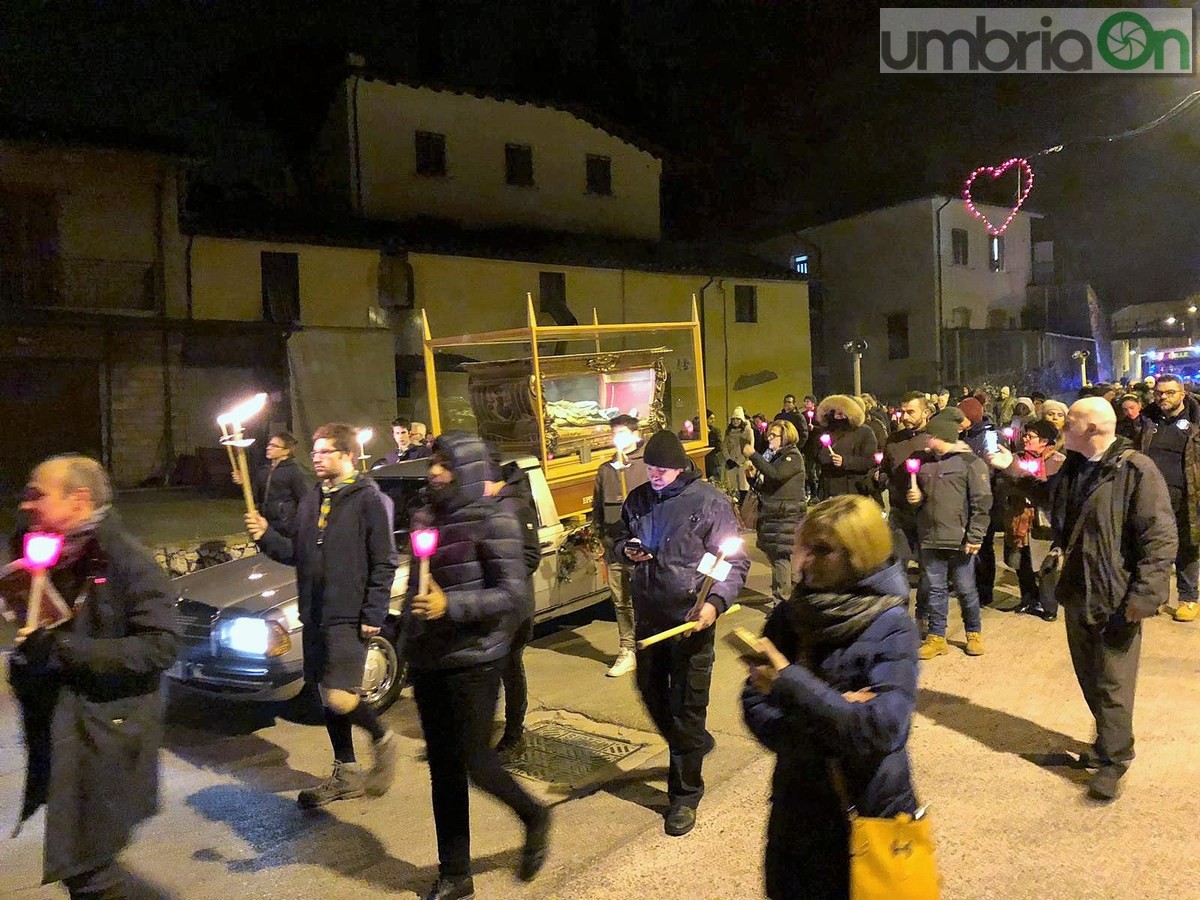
[1071,349,1091,388]
[843,339,868,396]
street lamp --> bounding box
[843,339,868,396]
[1071,349,1091,388]
[1166,316,1178,326]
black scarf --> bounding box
[786,588,907,658]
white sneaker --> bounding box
[606,649,636,677]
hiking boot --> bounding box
[423,875,475,900]
[518,806,552,882]
[664,804,697,836]
[1174,601,1199,622]
[298,760,365,809]
[365,731,398,797]
[1077,749,1106,770]
[1087,766,1124,801]
[607,649,637,677]
[918,635,949,660]
[965,632,985,656]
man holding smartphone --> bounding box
[614,430,749,837]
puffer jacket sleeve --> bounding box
[1123,457,1179,618]
[54,540,179,676]
[741,683,788,752]
[747,448,805,493]
[446,509,526,623]
[361,489,399,628]
[768,611,918,760]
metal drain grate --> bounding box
[503,721,645,784]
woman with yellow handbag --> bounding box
[740,495,938,900]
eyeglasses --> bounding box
[310,449,343,458]
[768,432,783,439]
[1154,389,1182,397]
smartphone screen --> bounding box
[983,430,998,455]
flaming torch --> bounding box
[411,528,439,596]
[356,428,374,473]
[218,392,267,517]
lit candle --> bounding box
[356,427,374,472]
[874,451,884,465]
[218,393,268,518]
[684,420,695,437]
[1002,427,1015,441]
[905,457,921,491]
[697,536,744,605]
[805,409,815,421]
[411,528,439,596]
[22,532,63,630]
[820,433,833,448]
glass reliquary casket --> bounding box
[461,347,670,458]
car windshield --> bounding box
[375,474,426,541]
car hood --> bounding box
[172,556,299,612]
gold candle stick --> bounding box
[637,604,742,650]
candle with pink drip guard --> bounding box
[411,529,439,596]
[905,457,921,491]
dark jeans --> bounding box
[413,663,544,879]
[1172,511,1199,602]
[1064,607,1142,772]
[63,860,124,899]
[975,521,1000,605]
[500,617,534,740]
[635,627,716,809]
[890,511,926,623]
[920,548,982,637]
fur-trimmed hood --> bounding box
[817,394,866,429]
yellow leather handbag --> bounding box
[848,807,940,899]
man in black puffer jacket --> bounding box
[404,433,551,900]
[614,430,750,838]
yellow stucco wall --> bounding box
[406,253,810,430]
[190,236,381,327]
[349,80,662,241]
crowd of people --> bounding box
[6,372,1191,899]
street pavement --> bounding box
[1,541,1198,899]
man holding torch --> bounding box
[614,430,750,837]
[245,423,399,809]
[10,456,179,898]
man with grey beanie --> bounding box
[614,429,749,837]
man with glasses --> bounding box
[246,424,400,807]
[1137,375,1200,622]
[233,431,312,539]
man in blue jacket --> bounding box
[615,430,750,837]
[247,423,399,809]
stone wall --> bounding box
[153,532,258,578]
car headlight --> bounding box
[268,599,302,633]
[214,616,291,658]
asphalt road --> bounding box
[1,544,1198,899]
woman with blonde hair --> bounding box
[742,495,921,900]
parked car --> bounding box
[167,456,608,711]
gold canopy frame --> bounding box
[422,294,710,518]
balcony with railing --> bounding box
[0,255,159,316]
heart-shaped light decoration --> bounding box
[962,157,1034,237]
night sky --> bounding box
[2,0,1199,310]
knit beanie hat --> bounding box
[925,412,963,443]
[958,397,984,425]
[643,430,690,469]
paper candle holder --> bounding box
[411,529,439,558]
[24,532,64,569]
[905,458,922,474]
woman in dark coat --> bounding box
[742,419,807,604]
[742,495,921,900]
[814,394,879,499]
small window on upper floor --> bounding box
[505,144,534,186]
[415,131,447,177]
[989,235,1005,272]
[951,228,969,266]
[734,285,757,323]
[261,251,300,325]
[586,155,612,195]
[791,254,809,276]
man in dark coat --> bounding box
[1137,375,1200,623]
[615,430,750,837]
[234,431,313,539]
[813,394,878,499]
[247,423,399,809]
[957,396,1006,607]
[376,417,433,467]
[592,415,649,677]
[989,398,1176,800]
[9,455,179,897]
[488,457,541,756]
[404,432,551,900]
[880,391,932,565]
[775,393,810,446]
